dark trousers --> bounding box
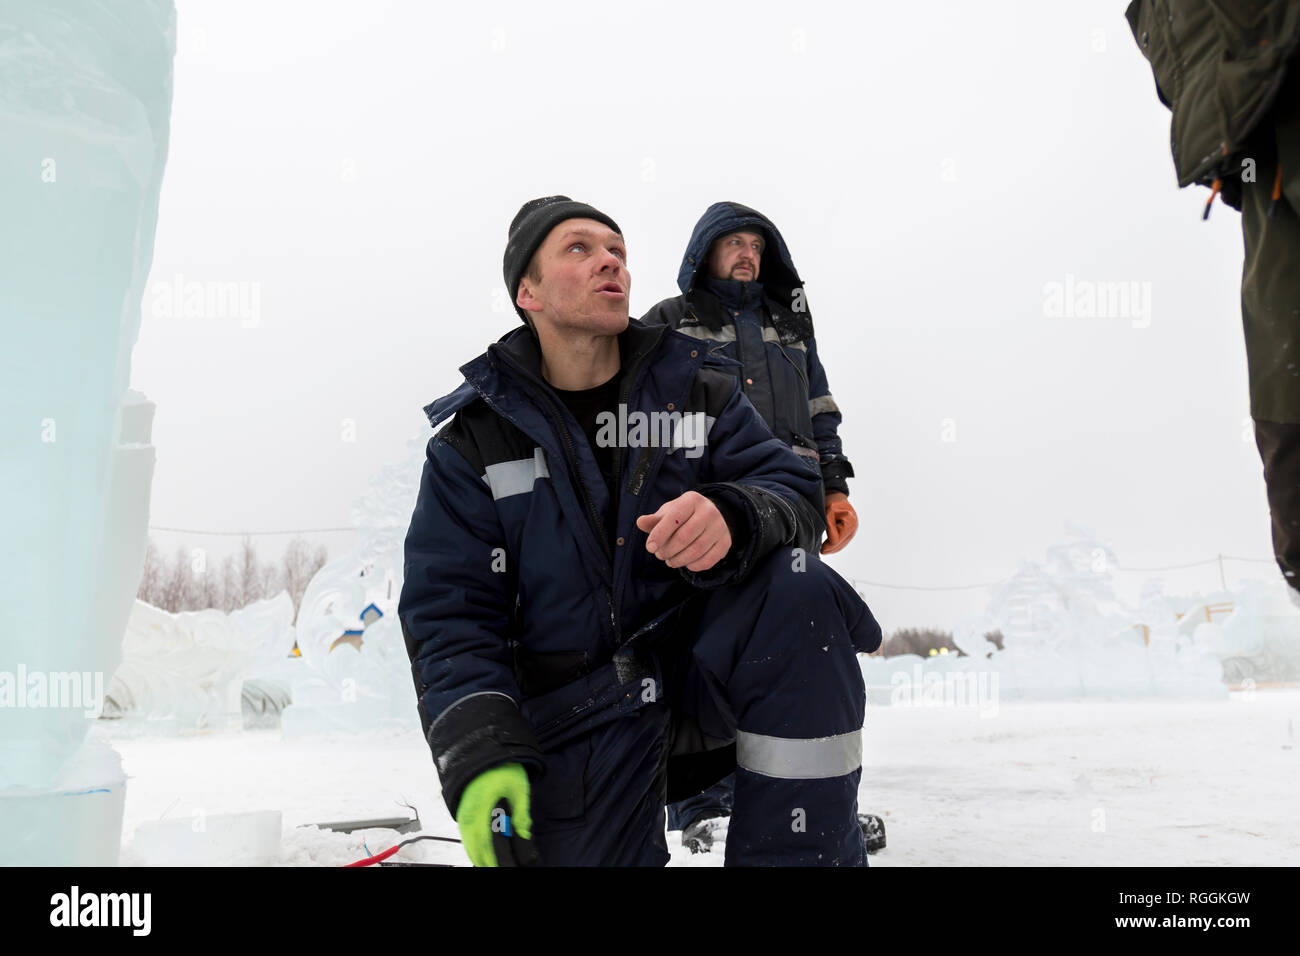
[1254,422,1300,590]
[526,548,879,866]
[1241,80,1300,592]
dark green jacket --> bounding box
[1127,0,1300,208]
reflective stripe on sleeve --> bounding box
[678,322,736,344]
[808,395,840,417]
[762,325,805,351]
[482,447,549,500]
[736,728,862,779]
[669,413,717,454]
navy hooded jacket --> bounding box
[641,201,855,499]
[398,318,825,816]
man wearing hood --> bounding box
[399,196,881,866]
[642,201,878,853]
[642,202,858,555]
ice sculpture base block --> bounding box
[0,739,127,866]
[130,810,282,866]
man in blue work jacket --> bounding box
[398,196,881,866]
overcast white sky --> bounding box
[130,0,1277,631]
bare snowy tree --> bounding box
[158,544,192,612]
[238,537,261,605]
[196,552,222,610]
[258,560,280,602]
[137,537,165,607]
[877,627,1006,659]
[220,554,240,612]
[279,537,328,624]
[184,548,210,611]
[877,627,956,658]
[138,539,306,613]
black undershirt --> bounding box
[551,362,624,540]
[549,347,744,556]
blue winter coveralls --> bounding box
[398,318,881,865]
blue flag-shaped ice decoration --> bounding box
[0,0,176,864]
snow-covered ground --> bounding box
[105,687,1300,867]
[99,525,1300,866]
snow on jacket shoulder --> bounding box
[398,318,824,815]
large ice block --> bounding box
[0,0,176,864]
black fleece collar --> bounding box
[489,319,669,384]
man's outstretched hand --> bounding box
[636,491,732,572]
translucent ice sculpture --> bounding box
[0,0,175,864]
[280,436,426,735]
[860,527,1227,706]
[103,591,298,730]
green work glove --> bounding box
[455,762,538,867]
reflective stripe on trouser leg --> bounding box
[730,727,867,866]
[679,551,873,865]
[736,728,862,779]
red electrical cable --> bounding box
[344,834,461,867]
[345,844,401,867]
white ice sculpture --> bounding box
[860,527,1227,705]
[104,596,290,730]
[279,434,427,734]
[1189,579,1300,683]
[0,1,175,865]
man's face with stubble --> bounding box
[707,230,765,282]
[515,218,631,336]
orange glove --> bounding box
[821,492,858,555]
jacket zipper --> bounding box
[493,352,613,567]
[775,336,809,396]
[469,383,618,648]
[612,364,701,647]
[494,329,668,646]
[515,371,620,645]
[611,337,662,504]
[607,328,672,644]
[544,391,612,562]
